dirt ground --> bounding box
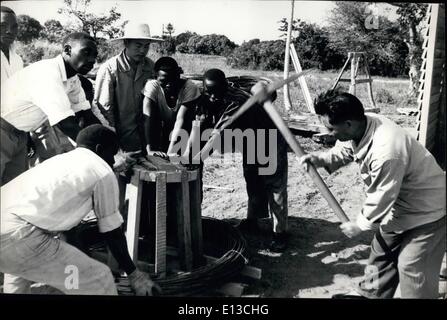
[200,116,444,298]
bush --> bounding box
[375,88,395,104]
[15,39,62,66]
[227,39,285,71]
[181,34,237,56]
[95,38,123,63]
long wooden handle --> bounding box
[263,101,350,223]
[194,71,311,163]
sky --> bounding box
[2,0,397,44]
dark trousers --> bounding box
[242,135,288,234]
[356,216,446,299]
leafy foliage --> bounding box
[17,15,43,43]
[327,2,410,76]
[227,39,285,70]
[58,0,126,39]
[40,19,69,43]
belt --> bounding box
[0,117,25,135]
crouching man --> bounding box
[299,90,446,299]
[0,124,160,295]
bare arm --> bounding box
[167,105,188,154]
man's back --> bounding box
[361,114,445,230]
[1,147,119,232]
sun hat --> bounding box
[113,21,163,42]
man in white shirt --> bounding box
[0,6,23,83]
[299,90,446,299]
[0,32,100,185]
[0,124,160,295]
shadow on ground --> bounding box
[225,216,375,298]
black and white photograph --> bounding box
[0,0,445,309]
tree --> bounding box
[58,0,125,39]
[293,22,344,70]
[40,19,68,43]
[175,31,197,45]
[277,17,302,40]
[17,15,43,43]
[327,2,409,77]
[164,23,175,38]
[183,34,236,55]
[389,3,428,95]
[227,39,285,71]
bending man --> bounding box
[0,125,160,295]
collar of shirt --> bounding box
[117,50,152,78]
[352,114,376,162]
[1,45,23,75]
[55,54,68,83]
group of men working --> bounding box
[1,5,445,298]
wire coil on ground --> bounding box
[153,217,248,296]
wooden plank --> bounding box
[419,4,441,146]
[241,266,262,280]
[397,108,420,116]
[430,91,442,105]
[125,171,143,261]
[287,120,328,135]
[155,172,167,278]
[331,54,351,90]
[435,38,445,50]
[216,283,246,297]
[354,79,372,84]
[434,48,444,58]
[290,44,315,113]
[190,173,204,268]
[428,108,440,124]
[176,170,193,271]
[137,168,198,183]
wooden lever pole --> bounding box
[262,100,350,223]
[193,71,310,163]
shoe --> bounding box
[236,219,261,235]
[269,232,288,252]
[332,291,368,299]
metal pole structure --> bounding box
[283,0,295,112]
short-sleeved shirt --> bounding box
[142,78,201,123]
[1,148,123,233]
[1,55,90,132]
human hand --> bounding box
[113,150,140,172]
[147,150,169,161]
[297,154,326,171]
[250,81,271,104]
[128,269,162,296]
[340,221,362,238]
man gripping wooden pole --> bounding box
[261,100,349,223]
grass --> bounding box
[154,53,415,125]
[16,39,417,128]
